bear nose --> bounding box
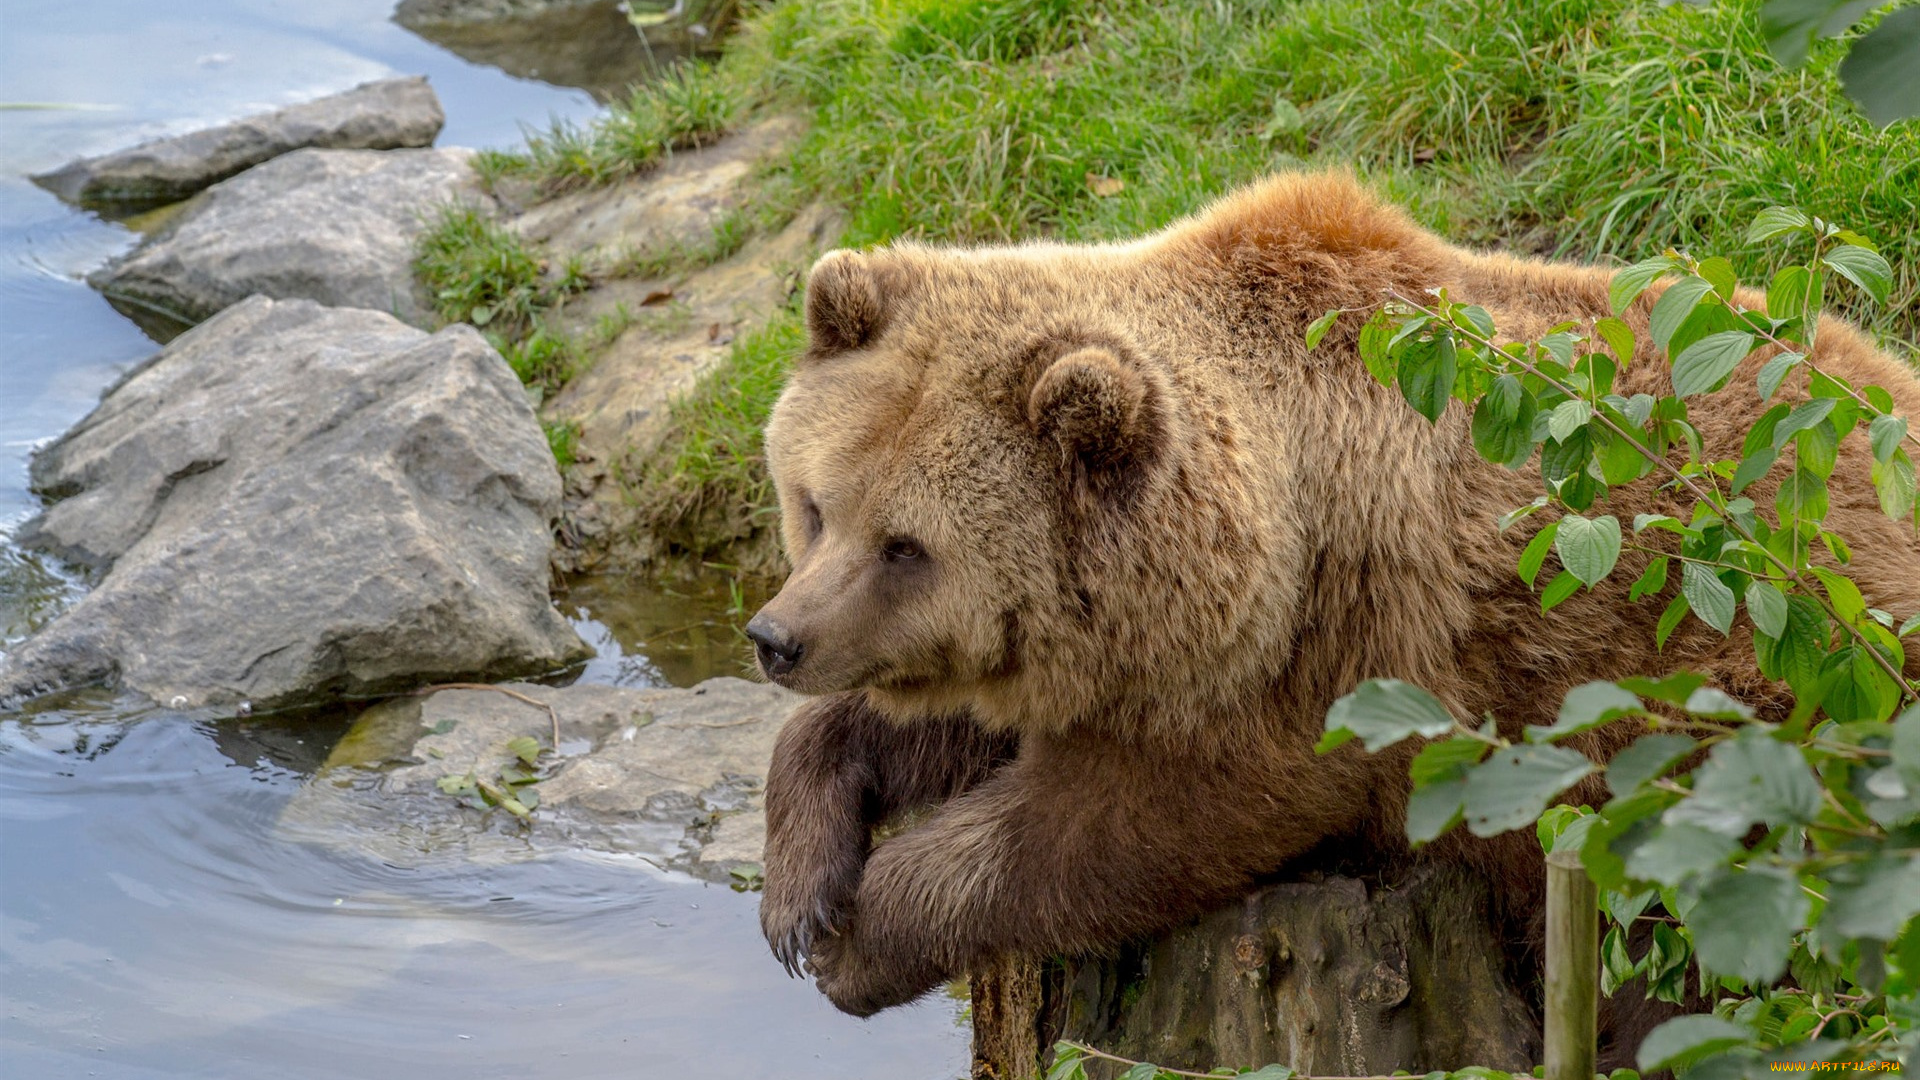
[745,614,805,678]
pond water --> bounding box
[0,3,970,1076]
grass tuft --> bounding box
[627,305,806,557]
[480,61,739,194]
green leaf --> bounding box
[1681,562,1736,636]
[1531,681,1643,742]
[1822,243,1894,304]
[1241,1064,1295,1080]
[1541,569,1581,613]
[1594,316,1636,366]
[1665,726,1820,836]
[470,303,495,326]
[506,736,542,766]
[1320,679,1457,753]
[1636,1014,1751,1072]
[1756,596,1831,696]
[1555,514,1622,588]
[1548,399,1590,442]
[1730,446,1777,496]
[1777,465,1829,521]
[1122,1063,1159,1080]
[1406,775,1469,845]
[1607,733,1697,797]
[1622,822,1738,886]
[1655,591,1690,649]
[1746,581,1787,639]
[1811,566,1868,622]
[1770,397,1837,449]
[1820,644,1902,723]
[1681,687,1755,721]
[1670,331,1756,398]
[1745,205,1812,244]
[1870,413,1909,464]
[1472,380,1538,469]
[1873,451,1917,520]
[1649,277,1715,350]
[1765,264,1811,321]
[1756,351,1804,403]
[1518,521,1560,589]
[1305,309,1339,350]
[1610,256,1675,315]
[1398,334,1456,423]
[436,773,477,796]
[1459,305,1496,338]
[1688,867,1809,982]
[1617,672,1708,705]
[1046,1044,1088,1080]
[1360,316,1395,385]
[1463,743,1596,837]
[1823,854,1920,940]
[1696,256,1737,301]
[1410,735,1490,786]
[1629,556,1669,602]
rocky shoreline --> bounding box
[7,65,813,872]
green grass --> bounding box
[489,0,1919,563]
[630,305,806,559]
[478,61,738,194]
[414,205,594,396]
[544,419,583,470]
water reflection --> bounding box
[559,572,768,689]
[394,0,714,104]
[0,699,969,1079]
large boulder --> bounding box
[0,296,589,711]
[31,77,445,209]
[88,147,484,335]
[278,677,798,879]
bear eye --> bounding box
[882,537,925,563]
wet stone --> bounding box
[32,77,445,210]
[277,677,802,881]
[87,146,486,335]
[0,296,587,710]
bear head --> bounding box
[748,175,1448,738]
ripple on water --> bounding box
[0,704,970,1078]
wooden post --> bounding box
[1544,850,1599,1080]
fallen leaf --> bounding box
[1085,173,1125,197]
[708,322,734,346]
[640,288,674,306]
[1413,147,1438,164]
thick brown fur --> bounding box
[752,172,1920,1061]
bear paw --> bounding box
[759,844,863,978]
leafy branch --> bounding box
[1312,203,1920,1073]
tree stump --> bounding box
[972,866,1540,1079]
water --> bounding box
[0,4,970,1076]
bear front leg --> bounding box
[760,691,1015,976]
[807,728,1370,1016]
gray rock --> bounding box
[88,147,484,334]
[0,296,589,710]
[277,677,798,879]
[32,77,445,208]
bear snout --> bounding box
[747,613,806,680]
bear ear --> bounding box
[805,250,887,356]
[1027,345,1165,490]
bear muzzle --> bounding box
[746,613,806,681]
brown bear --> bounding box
[746,171,1920,1056]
